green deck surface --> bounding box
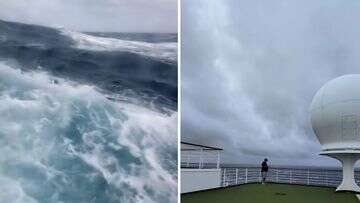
[181,183,359,203]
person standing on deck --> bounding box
[261,158,269,184]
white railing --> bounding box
[221,167,360,188]
[181,150,220,169]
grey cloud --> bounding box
[182,0,360,166]
[0,0,177,32]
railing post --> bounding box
[245,168,248,184]
[290,170,292,184]
[199,149,203,169]
[236,168,238,185]
[222,168,224,186]
[223,168,227,187]
[187,152,190,167]
[259,170,261,183]
[276,169,279,183]
[325,171,327,186]
[307,169,310,185]
[217,151,220,169]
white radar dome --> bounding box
[311,74,360,152]
[310,74,360,192]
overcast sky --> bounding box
[182,0,360,167]
[0,0,177,33]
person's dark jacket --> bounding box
[261,161,268,172]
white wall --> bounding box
[181,169,222,193]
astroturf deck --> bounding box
[181,183,359,203]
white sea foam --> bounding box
[0,62,177,203]
[0,177,38,203]
[61,30,177,63]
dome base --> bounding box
[321,152,360,193]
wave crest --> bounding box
[62,30,177,64]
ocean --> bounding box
[0,20,177,203]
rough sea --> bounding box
[0,20,177,203]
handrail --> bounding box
[181,150,221,169]
[220,167,357,188]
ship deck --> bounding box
[181,183,359,203]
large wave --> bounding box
[0,20,177,111]
[0,19,178,203]
[0,62,177,202]
[62,30,177,64]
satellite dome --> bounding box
[310,74,360,192]
[311,74,360,152]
